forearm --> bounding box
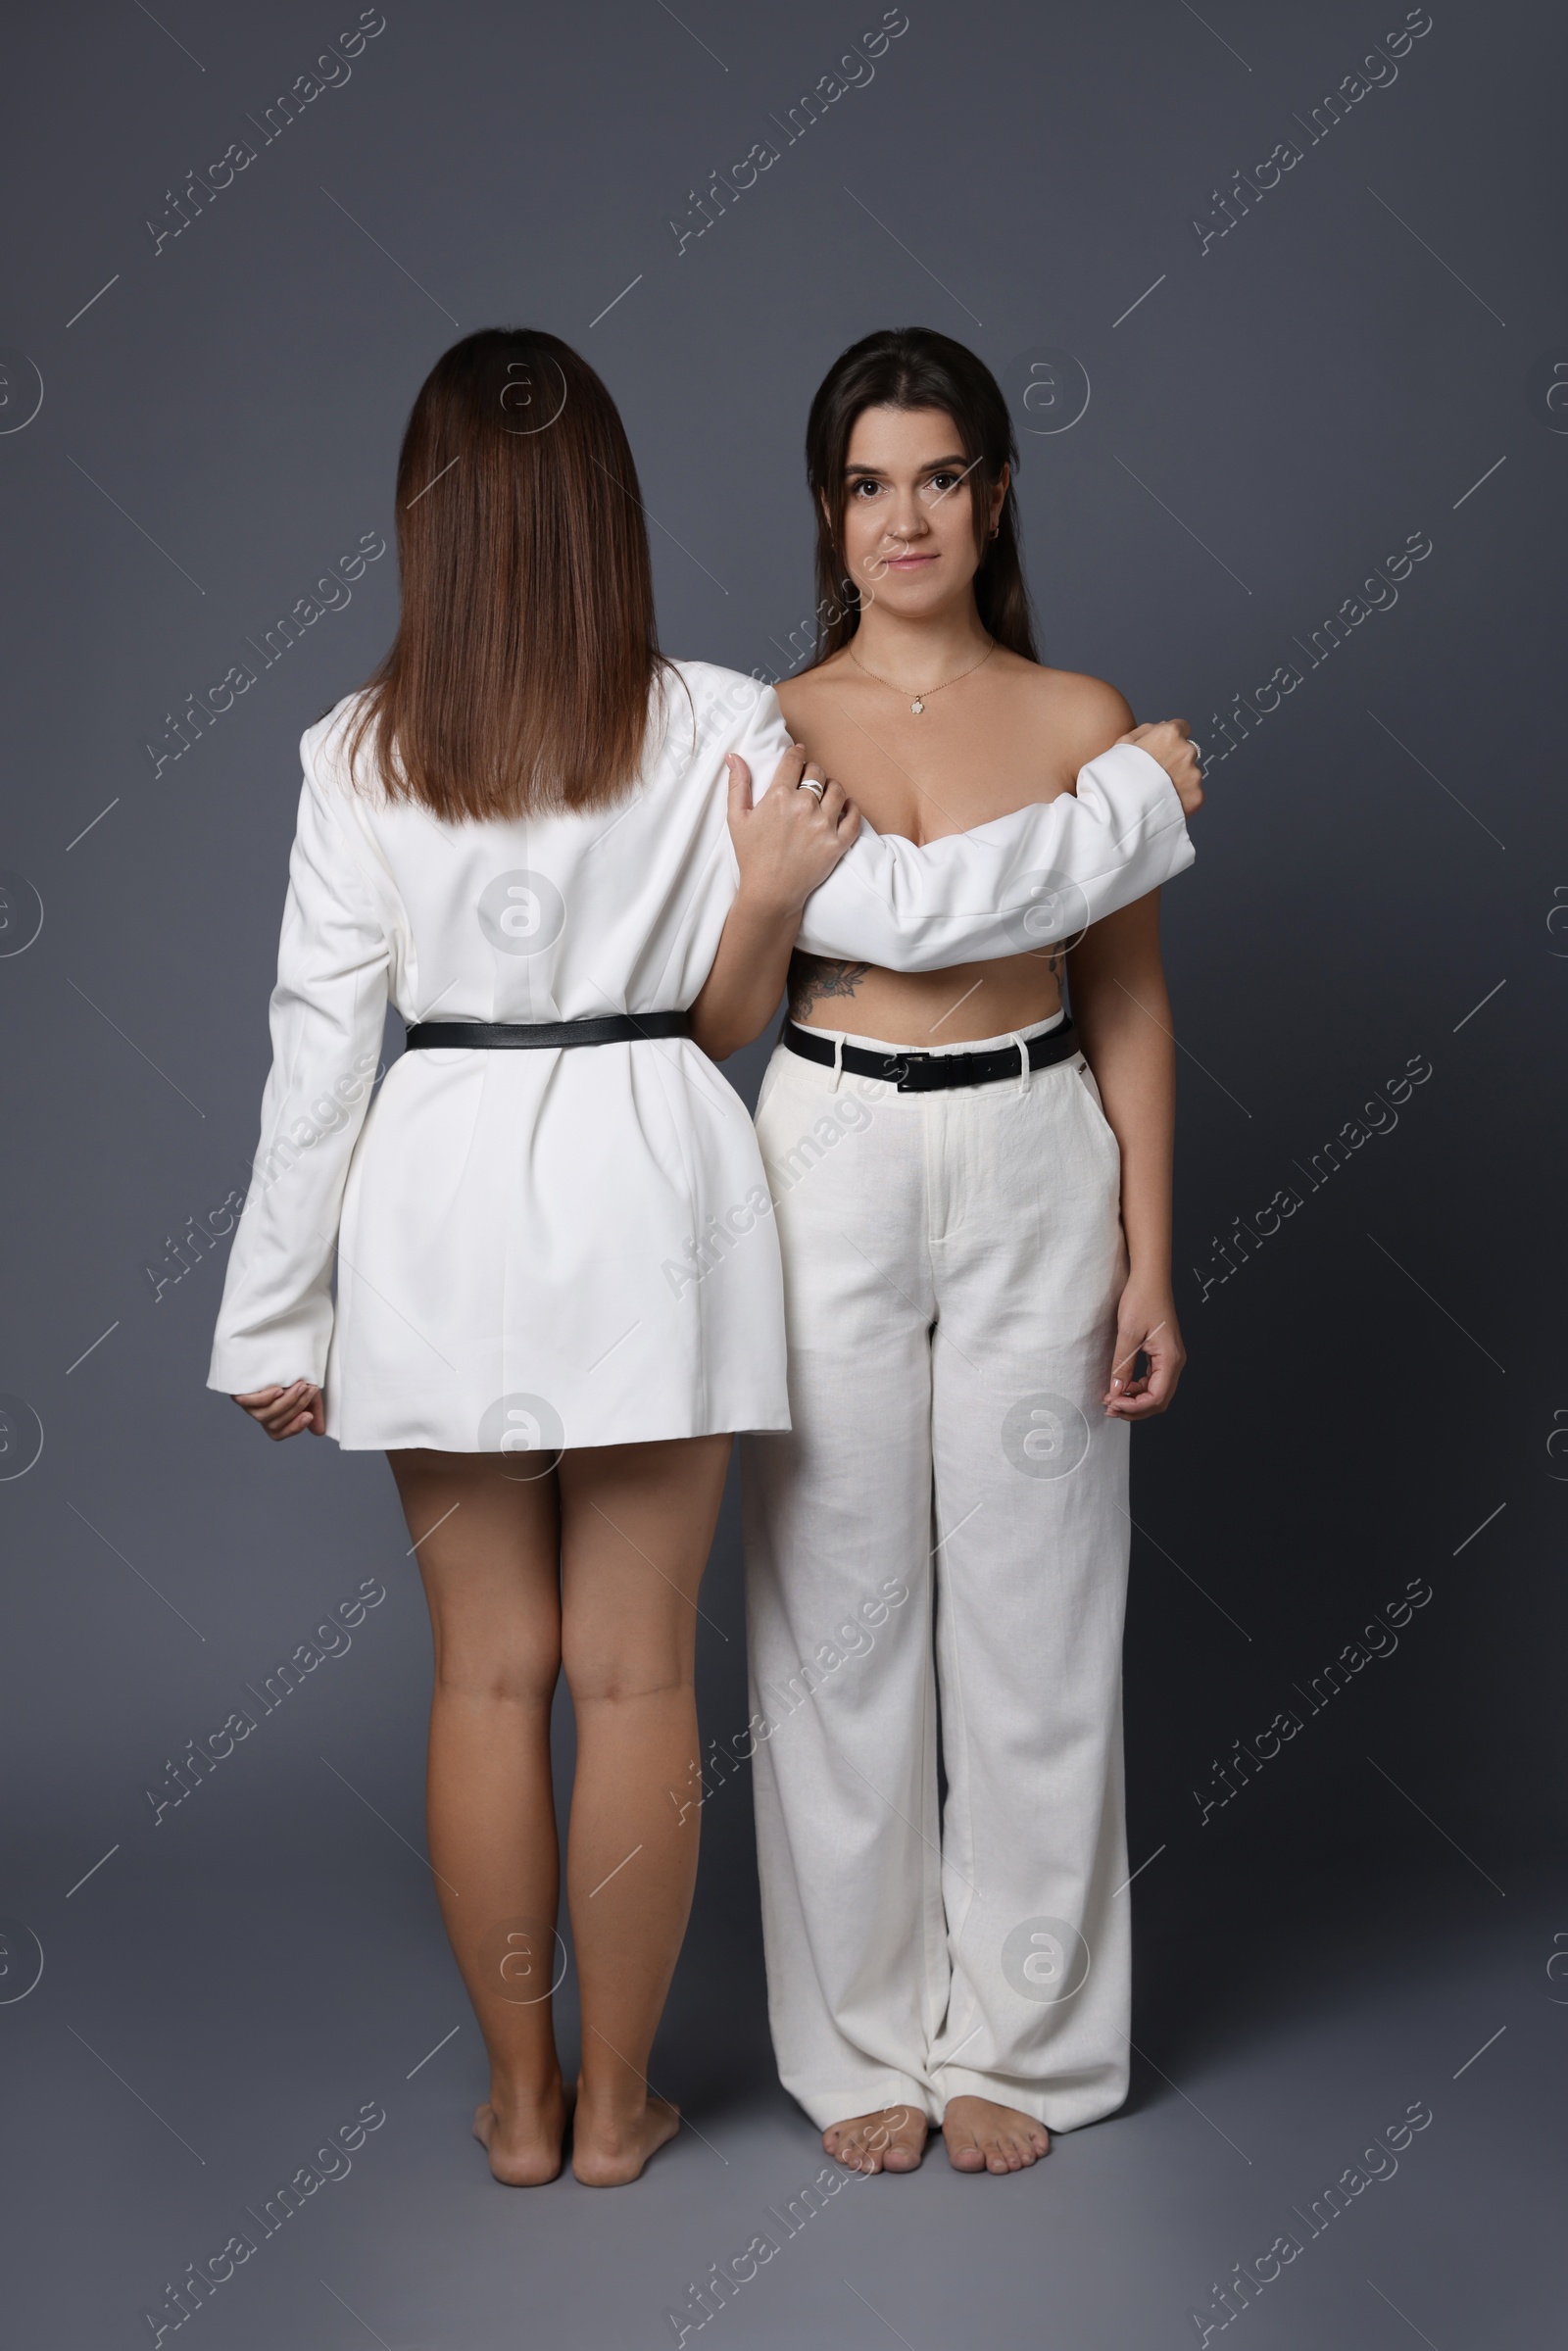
[1094,1016,1174,1279]
[689,891,801,1060]
[1068,913,1175,1281]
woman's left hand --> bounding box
[1102,1279,1186,1417]
[233,1380,325,1440]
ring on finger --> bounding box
[798,778,825,802]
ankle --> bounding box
[573,2074,647,2126]
[489,2067,564,2114]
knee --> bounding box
[432,1631,561,1708]
[560,1627,692,1708]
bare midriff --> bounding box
[787,946,1061,1047]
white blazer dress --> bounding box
[207,661,1194,1452]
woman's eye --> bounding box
[928,472,959,491]
[850,478,883,498]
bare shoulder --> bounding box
[775,652,855,736]
[1010,663,1135,761]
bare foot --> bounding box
[942,2095,1050,2175]
[822,2105,928,2175]
[472,2079,570,2185]
[570,2089,681,2186]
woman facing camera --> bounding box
[210,330,1199,2188]
[698,328,1202,2180]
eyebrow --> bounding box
[843,453,970,475]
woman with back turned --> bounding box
[211,328,1200,2187]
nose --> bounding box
[882,488,930,548]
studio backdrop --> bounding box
[1,2,1561,2346]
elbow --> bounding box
[697,1003,778,1061]
[689,1013,741,1062]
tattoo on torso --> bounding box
[788,954,870,1019]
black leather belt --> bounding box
[405,1012,690,1051]
[782,1015,1078,1093]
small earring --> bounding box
[989,524,1000,540]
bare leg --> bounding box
[389,1449,568,2185]
[822,2106,928,2175]
[942,2095,1051,2175]
[558,1434,731,2186]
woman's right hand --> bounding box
[724,744,861,918]
[1116,719,1204,818]
[233,1380,324,1440]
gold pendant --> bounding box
[910,697,924,714]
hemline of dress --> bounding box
[322,1408,794,1453]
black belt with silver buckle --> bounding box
[405,1012,690,1051]
[781,1015,1078,1093]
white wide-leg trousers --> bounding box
[742,1016,1133,2133]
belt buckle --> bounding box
[884,1054,915,1092]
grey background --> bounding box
[1,1,1562,2344]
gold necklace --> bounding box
[848,636,998,715]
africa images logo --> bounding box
[1002,1393,1092,1480]
[477,871,565,956]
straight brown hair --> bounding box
[804,326,1039,665]
[348,328,664,820]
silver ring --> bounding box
[798,778,825,802]
[1189,739,1203,765]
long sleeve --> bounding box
[735,681,1195,973]
[208,740,390,1395]
[797,742,1193,968]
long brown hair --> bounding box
[348,328,663,819]
[805,327,1038,665]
